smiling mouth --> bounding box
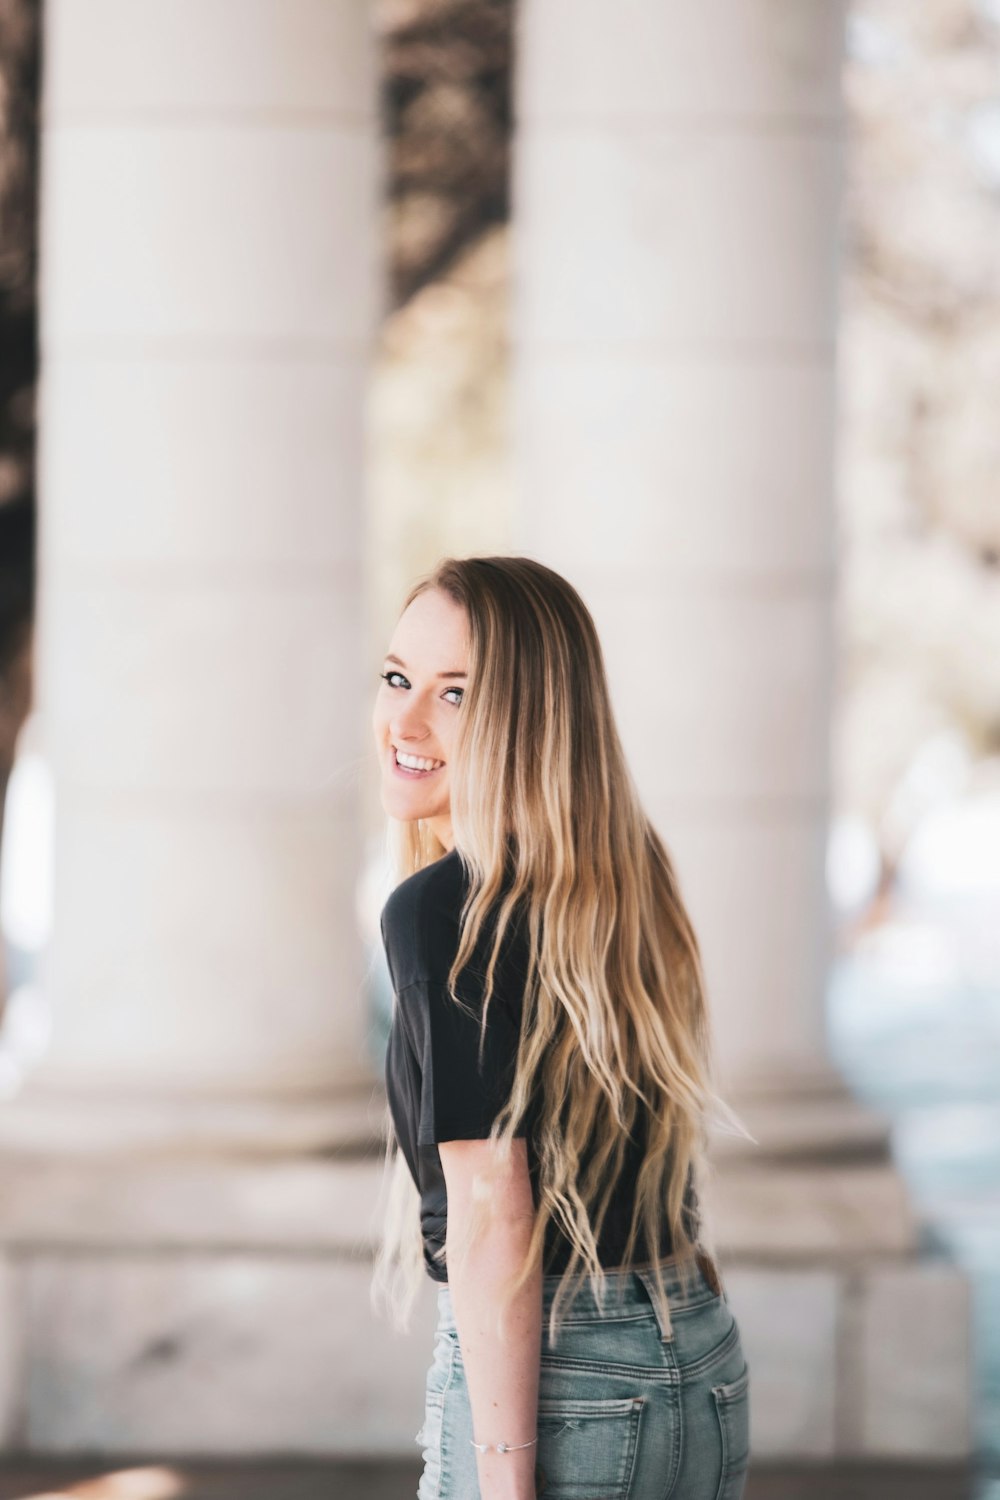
[392,746,445,777]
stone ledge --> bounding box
[0,1085,384,1158]
[0,1240,972,1461]
[711,1092,893,1164]
[0,1156,386,1253]
[0,1252,438,1456]
[0,1144,921,1265]
[724,1261,973,1462]
[706,1160,920,1260]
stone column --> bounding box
[511,0,972,1465]
[0,1,441,1462]
[512,0,856,1115]
[15,0,379,1149]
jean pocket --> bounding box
[710,1362,750,1500]
[416,1390,445,1500]
[534,1394,645,1500]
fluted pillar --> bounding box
[20,0,379,1146]
[510,1,973,1464]
[511,0,848,1104]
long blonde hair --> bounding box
[370,555,748,1342]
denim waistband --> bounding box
[434,1247,722,1333]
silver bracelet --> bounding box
[469,1435,538,1455]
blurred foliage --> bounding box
[836,0,1000,850]
[377,0,514,308]
[367,0,516,730]
[0,0,38,829]
[0,0,39,516]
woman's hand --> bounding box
[438,1135,542,1500]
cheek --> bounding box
[437,717,458,759]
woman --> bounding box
[371,555,752,1500]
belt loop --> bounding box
[696,1247,725,1300]
[634,1267,675,1342]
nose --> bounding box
[389,699,430,745]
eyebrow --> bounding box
[384,652,467,680]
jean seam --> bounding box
[678,1320,741,1383]
[540,1352,679,1385]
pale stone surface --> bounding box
[651,817,830,1084]
[35,0,378,1112]
[510,1,977,1473]
[709,1164,918,1260]
[855,1264,972,1459]
[513,0,845,1110]
[0,1259,20,1447]
[516,354,836,577]
[42,581,365,796]
[0,1158,385,1252]
[0,1089,382,1158]
[517,0,846,122]
[21,1254,437,1455]
[42,357,366,571]
[35,804,368,1093]
[586,583,833,804]
[514,131,842,347]
[712,1089,891,1162]
[721,1266,839,1458]
[41,126,378,346]
[45,0,376,118]
[24,0,396,1466]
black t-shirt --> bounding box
[379,846,700,1283]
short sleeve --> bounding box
[414,978,524,1146]
[378,849,530,1148]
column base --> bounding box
[700,1078,974,1463]
[713,1062,893,1163]
[0,1083,976,1464]
[0,1080,383,1156]
[0,1140,438,1456]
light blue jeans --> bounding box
[415,1250,750,1499]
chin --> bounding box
[384,791,430,821]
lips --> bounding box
[391,746,444,777]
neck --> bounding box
[428,815,454,853]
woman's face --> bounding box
[372,587,470,851]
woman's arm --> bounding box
[438,1135,542,1500]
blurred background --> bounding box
[0,1,997,1497]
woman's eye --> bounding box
[380,671,461,705]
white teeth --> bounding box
[395,748,443,772]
